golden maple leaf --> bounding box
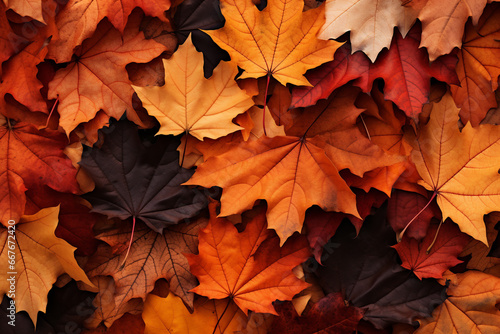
[205,0,341,86]
[133,35,254,140]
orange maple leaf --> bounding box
[186,202,311,315]
[409,92,500,244]
[0,2,28,76]
[0,30,49,114]
[48,14,167,135]
[47,0,171,62]
[417,0,489,61]
[205,0,341,86]
[450,3,500,126]
[416,271,500,333]
[0,117,79,225]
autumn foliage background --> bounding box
[2,0,500,333]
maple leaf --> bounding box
[450,3,500,126]
[133,35,253,140]
[85,217,207,310]
[0,26,48,114]
[318,0,418,62]
[393,222,470,279]
[270,293,364,334]
[357,24,459,119]
[48,15,167,135]
[416,271,500,333]
[3,0,45,23]
[417,0,489,61]
[143,293,247,334]
[186,202,311,315]
[80,120,208,233]
[47,0,171,62]
[187,86,402,243]
[204,0,341,86]
[0,206,93,325]
[314,208,447,329]
[409,92,500,244]
[185,135,358,244]
[0,118,79,226]
[0,2,28,76]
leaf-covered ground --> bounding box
[2,0,500,333]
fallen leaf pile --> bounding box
[2,0,500,333]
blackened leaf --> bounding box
[80,120,207,233]
[313,208,447,329]
[173,0,229,77]
[0,281,96,334]
[174,0,224,34]
[488,218,500,258]
[271,293,364,334]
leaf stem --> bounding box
[359,114,371,140]
[262,73,271,136]
[119,215,136,270]
[397,191,437,242]
[45,97,59,128]
[181,131,188,168]
[212,299,231,334]
[426,219,443,254]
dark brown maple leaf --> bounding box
[80,119,208,233]
[313,207,447,329]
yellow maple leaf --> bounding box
[0,206,93,325]
[133,35,254,140]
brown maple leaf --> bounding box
[85,217,207,310]
[0,2,28,77]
